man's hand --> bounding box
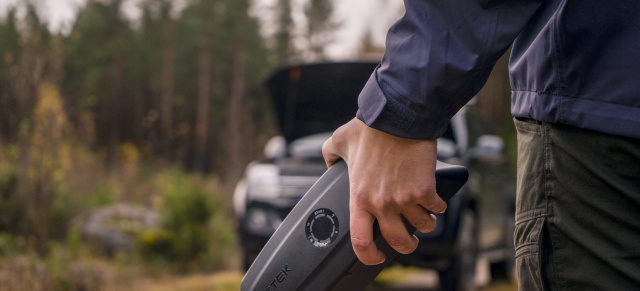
[322,118,446,265]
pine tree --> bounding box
[304,0,339,59]
[63,0,133,166]
[274,0,294,62]
[0,8,22,142]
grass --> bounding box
[114,271,243,291]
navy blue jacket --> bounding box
[357,0,640,140]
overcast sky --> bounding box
[0,0,403,58]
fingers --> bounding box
[402,204,438,233]
[378,214,419,254]
[351,205,440,265]
[324,117,446,265]
[420,192,447,214]
[350,208,386,265]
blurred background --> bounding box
[0,0,516,290]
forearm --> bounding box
[358,0,543,139]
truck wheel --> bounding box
[439,209,478,291]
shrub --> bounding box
[0,233,26,256]
[0,162,21,234]
[136,167,237,271]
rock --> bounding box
[72,203,159,255]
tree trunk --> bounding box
[160,18,176,154]
[224,40,247,187]
[107,52,124,169]
[194,44,212,172]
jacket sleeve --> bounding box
[356,0,543,139]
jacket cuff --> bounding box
[356,68,448,140]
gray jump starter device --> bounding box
[241,160,468,291]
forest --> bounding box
[0,0,513,289]
[0,0,355,289]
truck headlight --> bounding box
[246,164,281,199]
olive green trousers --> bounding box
[514,118,640,290]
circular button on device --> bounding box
[305,208,339,248]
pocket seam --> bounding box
[514,216,546,259]
[515,243,536,258]
[514,117,541,133]
[514,216,547,289]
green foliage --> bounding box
[48,184,85,241]
[162,170,212,228]
[0,232,27,256]
[0,0,339,284]
[86,181,118,207]
[0,161,19,233]
[0,8,20,76]
[66,228,82,256]
[136,167,236,271]
[137,228,175,257]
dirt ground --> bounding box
[128,259,518,291]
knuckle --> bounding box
[321,140,330,154]
[394,193,412,207]
[423,199,438,211]
[372,195,392,212]
[351,236,374,251]
[427,197,447,213]
[414,184,434,200]
[414,186,444,211]
[350,186,367,204]
[332,126,347,146]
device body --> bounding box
[241,160,468,291]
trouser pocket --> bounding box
[515,215,546,291]
[514,117,549,290]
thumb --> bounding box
[322,135,342,168]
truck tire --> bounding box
[439,209,478,291]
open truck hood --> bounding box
[267,61,378,143]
